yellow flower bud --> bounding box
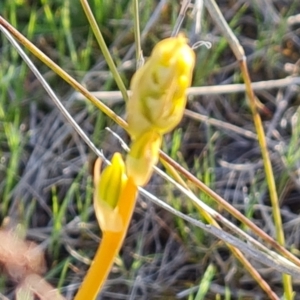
[126,130,162,186]
[93,153,128,232]
[127,34,195,139]
[98,153,127,209]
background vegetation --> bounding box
[1,0,300,299]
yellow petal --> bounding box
[126,131,162,186]
[93,200,123,232]
[93,153,128,232]
[98,153,127,209]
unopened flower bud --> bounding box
[127,34,195,139]
[94,153,128,232]
[126,130,162,186]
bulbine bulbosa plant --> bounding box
[75,35,196,300]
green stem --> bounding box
[241,60,293,300]
[133,0,142,68]
[80,0,128,102]
[0,17,128,130]
[75,178,137,299]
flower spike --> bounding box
[76,34,196,300]
[127,34,195,139]
[75,155,138,300]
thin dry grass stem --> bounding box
[187,77,300,95]
[230,250,279,300]
[139,187,300,278]
[171,0,192,37]
[184,108,258,140]
[73,76,300,103]
[203,0,243,60]
[159,151,300,269]
[241,61,285,243]
[239,60,295,296]
[154,168,279,299]
[204,0,293,297]
[191,0,204,40]
[123,0,168,62]
[0,24,105,164]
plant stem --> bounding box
[74,178,137,300]
[240,59,294,300]
[80,0,129,102]
[204,1,294,297]
[74,231,121,300]
[132,0,142,68]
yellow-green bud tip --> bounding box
[127,34,195,139]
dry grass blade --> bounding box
[200,0,293,297]
[73,76,300,102]
[138,187,300,279]
[159,151,300,268]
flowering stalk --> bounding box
[76,35,195,298]
[126,34,195,186]
[75,154,137,300]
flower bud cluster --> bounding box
[126,34,195,186]
[93,35,195,232]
